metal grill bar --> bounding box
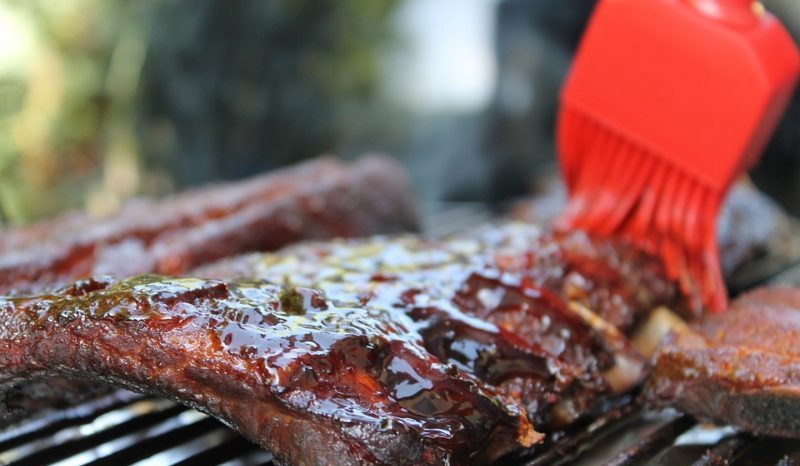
[691,434,753,466]
[6,401,189,466]
[0,391,144,454]
[523,397,642,466]
[216,449,274,466]
[128,427,239,466]
[170,435,269,466]
[0,395,273,466]
[67,410,215,466]
[604,416,697,466]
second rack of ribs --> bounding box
[0,224,684,465]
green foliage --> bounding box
[0,0,152,223]
[0,0,399,224]
[138,0,400,185]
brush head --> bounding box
[558,0,800,312]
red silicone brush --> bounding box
[556,0,800,312]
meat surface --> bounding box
[0,276,533,466]
[0,155,418,294]
[646,287,800,438]
[511,178,800,288]
[0,155,419,427]
[197,224,680,434]
[0,224,681,465]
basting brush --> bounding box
[556,0,800,311]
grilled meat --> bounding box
[0,155,418,427]
[0,224,681,465]
[199,223,684,330]
[646,287,800,438]
[197,223,681,431]
[0,275,534,466]
[0,155,418,294]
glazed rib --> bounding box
[196,223,681,433]
[0,155,418,294]
[646,287,800,438]
[0,275,534,466]
[0,155,419,427]
[0,224,680,465]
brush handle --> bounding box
[681,0,762,27]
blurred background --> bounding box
[0,0,798,224]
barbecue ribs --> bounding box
[0,275,535,465]
[646,286,800,438]
[0,155,419,428]
[0,223,682,465]
[0,155,418,294]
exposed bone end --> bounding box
[631,306,689,359]
[603,352,647,395]
[566,301,647,396]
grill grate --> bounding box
[529,406,800,465]
[0,393,270,466]
[2,203,800,465]
[603,416,697,466]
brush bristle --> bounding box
[557,107,726,313]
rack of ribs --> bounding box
[0,155,418,295]
[0,154,419,427]
[646,286,800,439]
[1,223,685,465]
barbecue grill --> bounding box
[2,203,800,466]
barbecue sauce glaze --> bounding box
[0,223,681,465]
